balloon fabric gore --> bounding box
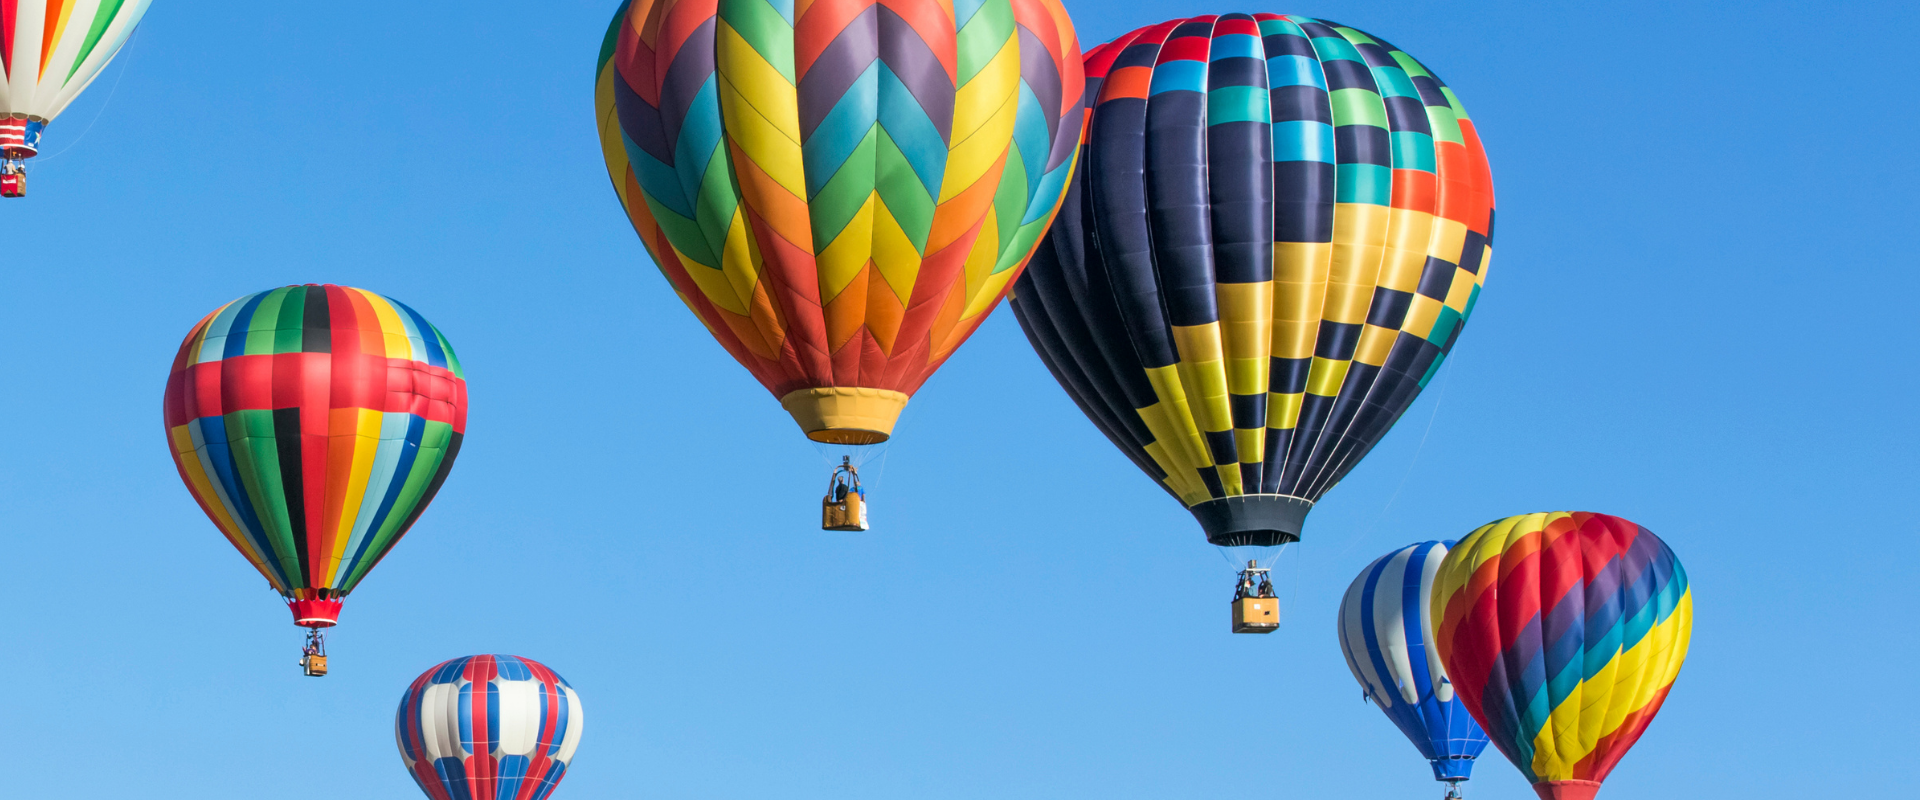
[1432,513,1692,800]
[163,285,467,629]
[1010,14,1493,547]
[596,0,1085,444]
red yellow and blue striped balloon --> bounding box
[162,285,467,628]
[1431,513,1692,800]
[596,0,1085,444]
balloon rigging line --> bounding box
[34,28,141,165]
[1330,352,1457,564]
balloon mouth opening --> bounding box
[1190,495,1313,546]
[806,428,890,445]
[288,598,344,628]
[780,387,908,445]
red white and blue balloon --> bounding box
[396,655,585,800]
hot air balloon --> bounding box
[1008,13,1492,617]
[397,655,585,800]
[1431,513,1693,800]
[1337,541,1489,798]
[595,0,1085,523]
[2,1,153,197]
[163,285,468,675]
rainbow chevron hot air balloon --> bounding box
[1431,513,1692,800]
[596,0,1084,444]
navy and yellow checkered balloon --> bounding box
[1010,13,1493,546]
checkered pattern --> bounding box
[1011,13,1493,524]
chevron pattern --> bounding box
[597,0,1084,399]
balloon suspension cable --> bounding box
[1232,560,1275,602]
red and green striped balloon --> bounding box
[162,285,467,628]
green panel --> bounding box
[1428,306,1462,345]
[1389,51,1433,80]
[995,214,1049,274]
[990,144,1026,258]
[66,0,129,84]
[874,129,935,252]
[1390,131,1435,172]
[272,285,307,353]
[1441,86,1472,121]
[433,326,464,378]
[1426,104,1464,145]
[809,125,880,252]
[1206,86,1271,125]
[719,0,796,84]
[1371,66,1420,100]
[644,193,721,268]
[1335,164,1390,205]
[1327,88,1387,128]
[1310,35,1363,63]
[243,288,289,354]
[956,0,1015,87]
[693,140,744,266]
[224,412,301,582]
[1258,18,1306,38]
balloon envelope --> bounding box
[1337,540,1489,783]
[2,1,152,157]
[596,0,1085,444]
[162,285,467,627]
[1009,14,1493,546]
[1431,513,1692,800]
[396,655,585,800]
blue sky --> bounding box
[2,1,1914,798]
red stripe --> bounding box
[172,355,464,425]
[1213,16,1260,36]
[1388,170,1436,212]
[1157,30,1212,63]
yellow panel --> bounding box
[714,22,800,142]
[1401,294,1444,338]
[960,208,1001,301]
[713,45,806,199]
[1352,324,1397,367]
[1267,391,1303,430]
[1428,217,1469,264]
[1443,267,1475,312]
[1320,280,1374,325]
[1273,242,1332,360]
[961,266,1017,319]
[1217,281,1272,394]
[1233,428,1265,463]
[818,193,877,302]
[1384,208,1436,259]
[1171,322,1225,362]
[1215,463,1244,496]
[944,39,1018,203]
[1305,356,1351,397]
[870,199,922,305]
[1142,365,1213,469]
[952,33,1018,145]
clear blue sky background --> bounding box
[2,1,1913,798]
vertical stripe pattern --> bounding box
[1,0,152,154]
[1008,14,1492,546]
[1337,540,1490,782]
[162,285,469,605]
[1431,513,1692,798]
[595,0,1084,401]
[397,655,586,800]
